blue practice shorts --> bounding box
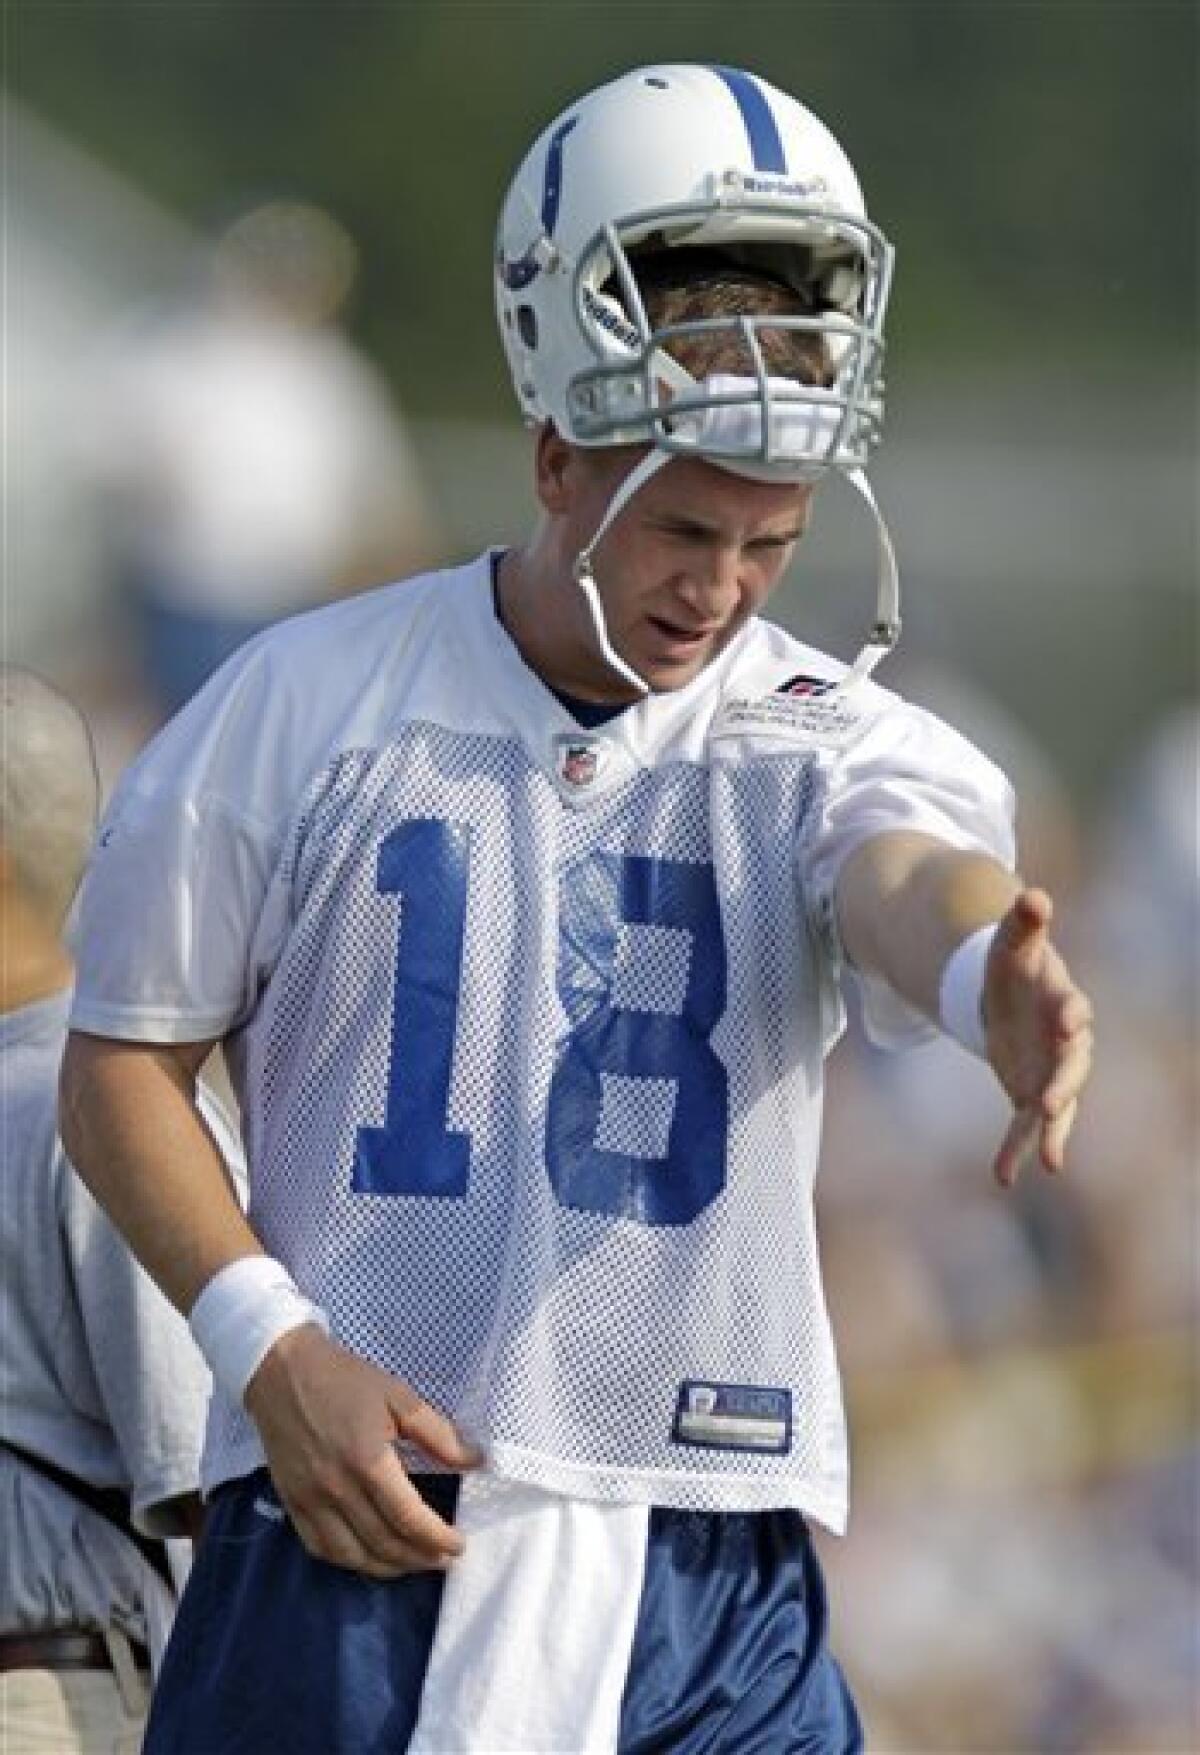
[145,1470,862,1754]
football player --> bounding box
[60,63,1092,1754]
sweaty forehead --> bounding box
[640,453,815,530]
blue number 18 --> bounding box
[352,820,729,1227]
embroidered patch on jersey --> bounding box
[672,1380,792,1455]
[552,733,609,791]
[710,680,867,749]
[546,731,636,805]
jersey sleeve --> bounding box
[798,690,1017,1049]
[69,644,293,1043]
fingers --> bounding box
[1014,886,1052,930]
[1038,1018,1091,1174]
[992,886,1052,972]
[287,1463,461,1578]
[1040,1097,1078,1175]
[993,1105,1039,1189]
[1054,988,1093,1039]
[987,887,1094,1190]
[995,1114,1067,1187]
[282,1445,465,1577]
[343,1449,464,1573]
[286,1497,410,1580]
[996,1026,1090,1187]
[360,1448,465,1566]
[392,1385,485,1472]
[1042,1020,1093,1114]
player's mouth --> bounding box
[644,615,722,662]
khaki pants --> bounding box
[0,1640,149,1755]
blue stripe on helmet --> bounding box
[540,115,578,233]
[711,66,787,174]
[500,116,579,291]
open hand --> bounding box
[983,887,1094,1188]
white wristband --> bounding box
[188,1255,330,1406]
[938,923,998,1058]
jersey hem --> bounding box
[484,1439,849,1534]
[198,1431,848,1533]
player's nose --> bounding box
[675,546,743,618]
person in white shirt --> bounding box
[87,199,440,721]
[60,63,1093,1755]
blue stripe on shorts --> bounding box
[145,1469,861,1754]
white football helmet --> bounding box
[494,63,894,481]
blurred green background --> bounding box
[10,0,1196,401]
[8,0,1196,800]
[6,5,1197,1751]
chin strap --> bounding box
[836,467,901,692]
[572,448,671,696]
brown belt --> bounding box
[0,1630,149,1673]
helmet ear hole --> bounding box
[517,305,538,349]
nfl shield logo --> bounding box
[560,742,599,788]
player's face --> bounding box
[543,438,815,699]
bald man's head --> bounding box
[0,667,100,930]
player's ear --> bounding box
[533,423,579,514]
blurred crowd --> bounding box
[10,194,1199,1754]
[42,197,440,784]
[819,696,1198,1752]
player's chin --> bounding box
[640,655,712,693]
[636,633,724,692]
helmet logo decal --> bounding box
[499,115,579,291]
[710,66,787,173]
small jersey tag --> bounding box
[672,1380,792,1455]
[711,684,867,750]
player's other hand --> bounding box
[243,1323,483,1578]
[983,887,1094,1189]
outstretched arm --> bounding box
[834,830,1094,1185]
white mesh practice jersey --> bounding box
[70,553,1014,1530]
